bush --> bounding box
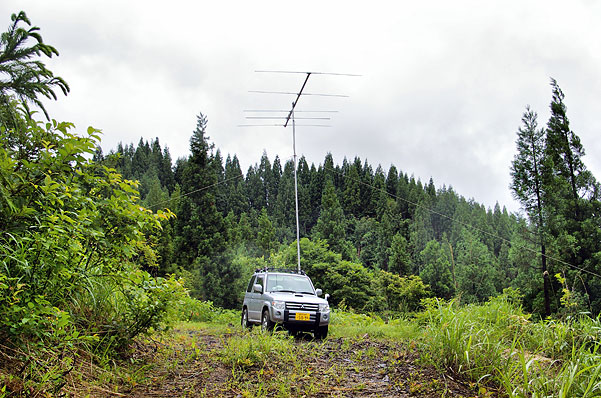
[370,271,431,312]
[0,107,179,392]
[178,297,220,322]
[174,295,240,324]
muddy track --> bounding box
[115,328,491,398]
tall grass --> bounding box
[330,309,419,340]
[220,330,296,369]
[417,290,601,396]
[174,291,601,396]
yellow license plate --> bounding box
[295,312,310,321]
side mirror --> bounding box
[325,293,330,301]
[315,288,323,297]
[253,284,262,293]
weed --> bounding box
[220,330,295,370]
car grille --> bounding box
[286,302,319,312]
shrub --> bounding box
[0,107,178,392]
[372,271,431,312]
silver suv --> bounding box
[241,268,330,339]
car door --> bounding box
[249,274,265,322]
[244,275,255,320]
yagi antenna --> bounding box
[238,124,332,127]
[243,70,359,272]
[255,70,361,77]
[249,90,349,98]
[244,110,339,113]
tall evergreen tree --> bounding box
[313,179,351,258]
[353,217,379,268]
[213,149,227,214]
[257,207,276,257]
[161,146,176,193]
[273,160,296,241]
[455,228,499,303]
[132,138,151,179]
[431,186,457,241]
[544,79,596,217]
[543,79,601,311]
[342,157,363,216]
[510,106,551,315]
[0,11,69,125]
[420,240,454,299]
[386,165,399,197]
[388,232,412,275]
[174,113,227,287]
[258,152,273,209]
[308,163,324,229]
[297,156,312,236]
[410,197,435,273]
[245,164,266,212]
[224,154,247,216]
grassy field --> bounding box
[3,292,601,397]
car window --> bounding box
[266,274,314,293]
[246,275,256,293]
[256,275,264,292]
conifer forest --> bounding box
[95,82,601,318]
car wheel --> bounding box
[261,309,274,332]
[314,325,328,340]
[241,307,252,329]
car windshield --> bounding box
[266,274,314,294]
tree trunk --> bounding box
[541,243,551,317]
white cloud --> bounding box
[2,0,601,213]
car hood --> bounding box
[268,291,328,304]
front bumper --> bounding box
[271,307,330,328]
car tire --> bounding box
[314,325,328,340]
[261,309,274,332]
[241,307,252,329]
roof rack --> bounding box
[254,267,306,275]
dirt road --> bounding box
[111,327,491,398]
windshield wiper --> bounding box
[273,289,296,293]
[297,291,316,295]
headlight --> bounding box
[272,300,285,310]
[319,303,330,312]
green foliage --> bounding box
[80,271,186,350]
[419,239,455,299]
[454,228,500,303]
[220,330,295,370]
[109,131,541,315]
[174,113,226,268]
[0,11,69,123]
[388,232,412,275]
[175,297,239,324]
[275,238,429,312]
[313,179,352,259]
[276,238,371,309]
[510,80,601,316]
[511,106,546,219]
[373,271,431,312]
[0,104,182,393]
[101,79,601,319]
[330,309,418,339]
[417,290,601,396]
[257,207,276,256]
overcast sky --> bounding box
[2,1,601,213]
